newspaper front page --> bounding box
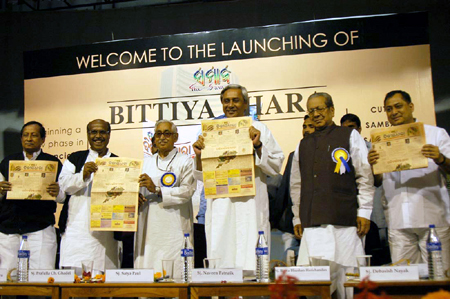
[90,157,142,232]
[7,160,58,200]
[201,117,256,199]
[371,122,428,175]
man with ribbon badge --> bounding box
[290,92,375,299]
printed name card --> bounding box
[0,269,7,282]
[275,267,330,281]
[360,266,419,281]
[192,268,243,282]
[29,269,74,282]
[105,269,154,283]
[411,264,429,278]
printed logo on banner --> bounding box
[190,66,231,91]
[143,131,155,157]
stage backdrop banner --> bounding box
[24,12,434,166]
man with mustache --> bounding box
[0,121,64,270]
[193,84,284,274]
[290,92,374,299]
[134,120,194,279]
[368,90,450,272]
[58,119,119,273]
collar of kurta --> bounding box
[158,147,178,160]
[88,148,111,158]
[22,148,42,161]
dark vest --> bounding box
[0,151,62,234]
[298,124,358,228]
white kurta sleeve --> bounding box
[193,159,203,181]
[59,159,92,195]
[436,128,450,157]
[349,130,375,220]
[254,123,284,176]
[290,144,301,226]
[161,158,195,207]
[55,187,66,203]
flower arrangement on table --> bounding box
[72,273,105,283]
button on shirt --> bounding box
[382,124,450,229]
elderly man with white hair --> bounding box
[134,120,195,279]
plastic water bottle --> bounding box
[17,235,30,282]
[256,230,269,282]
[181,233,194,282]
[427,224,445,280]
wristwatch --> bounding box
[155,186,161,194]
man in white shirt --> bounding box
[193,84,284,274]
[368,90,450,270]
[59,119,119,273]
[134,120,195,279]
[290,92,374,299]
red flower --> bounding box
[355,277,391,299]
[269,270,299,299]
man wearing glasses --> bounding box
[58,119,120,272]
[134,120,194,279]
[290,92,374,299]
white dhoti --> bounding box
[297,225,365,299]
[0,225,57,270]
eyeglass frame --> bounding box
[307,105,330,116]
[154,131,177,138]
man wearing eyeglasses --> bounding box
[58,119,120,272]
[134,120,194,278]
[290,92,374,299]
[193,84,284,275]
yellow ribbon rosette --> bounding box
[332,148,351,175]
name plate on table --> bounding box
[192,269,243,282]
[0,269,6,282]
[275,267,330,281]
[29,269,74,282]
[411,264,428,278]
[105,269,154,283]
[360,266,419,281]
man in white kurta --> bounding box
[369,90,450,270]
[193,84,284,273]
[291,93,374,299]
[59,119,119,272]
[134,120,194,279]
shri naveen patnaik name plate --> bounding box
[192,268,243,282]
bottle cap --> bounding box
[258,231,264,235]
[22,235,28,240]
[429,224,436,228]
[184,233,190,237]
